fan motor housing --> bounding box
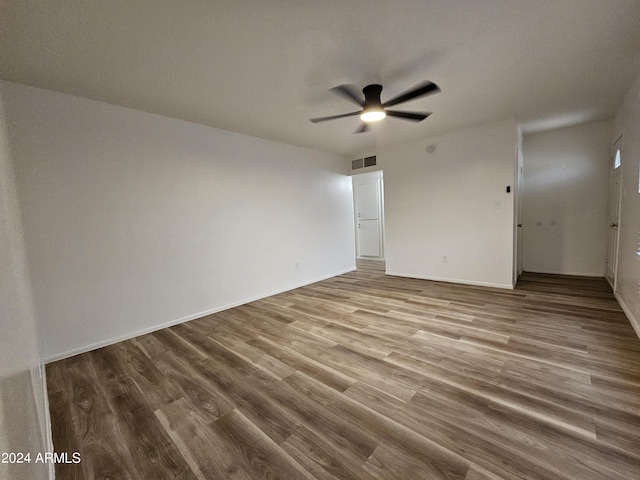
[363,84,383,110]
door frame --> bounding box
[513,142,524,286]
[605,135,623,290]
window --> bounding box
[614,149,621,169]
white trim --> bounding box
[384,270,514,290]
[606,275,615,290]
[524,268,605,277]
[29,365,55,478]
[44,267,356,363]
[615,292,640,340]
[42,369,55,479]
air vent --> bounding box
[351,155,377,171]
[352,158,364,170]
[364,155,377,167]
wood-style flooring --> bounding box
[47,260,640,479]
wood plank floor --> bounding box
[47,260,640,479]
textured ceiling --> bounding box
[2,0,640,157]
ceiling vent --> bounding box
[351,155,377,171]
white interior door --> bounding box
[605,139,622,288]
[357,219,380,257]
[354,176,383,258]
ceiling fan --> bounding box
[309,81,441,133]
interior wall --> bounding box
[522,121,612,276]
[3,81,356,361]
[0,86,49,479]
[381,118,518,289]
[612,71,640,337]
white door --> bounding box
[353,174,383,258]
[605,138,622,288]
[356,182,379,221]
[357,219,380,257]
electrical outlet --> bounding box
[295,262,299,270]
[442,256,448,263]
[494,200,502,209]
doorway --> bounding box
[605,136,623,288]
[352,171,384,259]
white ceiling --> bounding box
[2,0,640,157]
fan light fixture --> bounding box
[361,109,386,122]
[309,81,440,134]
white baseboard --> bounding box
[524,268,604,277]
[42,369,55,480]
[30,364,55,479]
[384,270,514,290]
[615,292,640,340]
[44,267,356,363]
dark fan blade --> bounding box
[385,110,431,122]
[330,85,365,107]
[382,81,440,108]
[354,123,370,134]
[309,111,362,123]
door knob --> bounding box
[610,223,618,228]
[517,224,522,227]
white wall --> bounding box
[0,86,49,479]
[613,72,640,337]
[381,119,518,289]
[522,121,612,276]
[3,81,356,361]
